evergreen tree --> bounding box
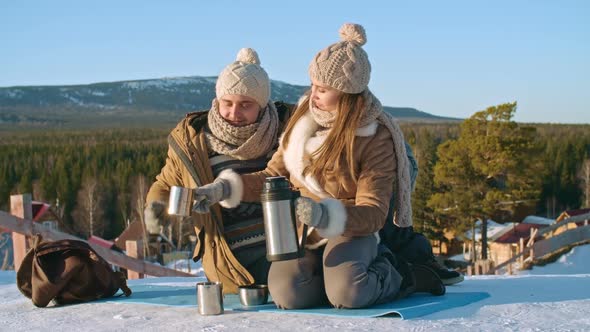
[429,102,541,235]
[580,158,590,208]
[17,167,33,195]
[411,129,440,238]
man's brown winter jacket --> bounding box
[146,102,293,294]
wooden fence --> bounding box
[0,194,193,278]
[489,212,590,275]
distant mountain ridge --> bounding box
[0,76,459,127]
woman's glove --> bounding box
[192,178,231,214]
[295,197,329,229]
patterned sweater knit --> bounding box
[208,149,274,264]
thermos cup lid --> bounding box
[261,176,299,202]
[263,176,290,190]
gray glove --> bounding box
[192,178,231,214]
[144,201,168,234]
[295,197,329,229]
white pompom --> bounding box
[236,48,260,65]
[339,23,367,46]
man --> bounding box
[144,48,292,293]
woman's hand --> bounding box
[295,197,329,228]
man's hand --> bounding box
[144,201,168,234]
[192,178,231,214]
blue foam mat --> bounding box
[106,284,489,319]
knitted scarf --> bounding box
[205,100,279,160]
[309,91,412,227]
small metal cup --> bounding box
[196,282,223,315]
[168,186,193,216]
[238,284,269,306]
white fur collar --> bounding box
[356,121,378,137]
[282,111,378,197]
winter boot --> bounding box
[410,263,446,296]
[424,257,464,286]
[377,244,416,300]
[394,258,417,300]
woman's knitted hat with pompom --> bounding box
[308,23,371,94]
[216,48,270,107]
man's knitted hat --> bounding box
[309,23,371,94]
[216,48,270,107]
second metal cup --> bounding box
[196,282,223,315]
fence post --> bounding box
[507,249,513,275]
[528,228,536,261]
[10,194,32,271]
[519,238,524,267]
[126,240,144,279]
[481,260,489,274]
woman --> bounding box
[194,23,444,308]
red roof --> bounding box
[114,220,145,250]
[32,201,51,221]
[559,208,590,227]
[87,235,115,249]
[564,208,590,217]
[493,223,547,244]
[1,201,51,233]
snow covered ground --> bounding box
[1,245,589,331]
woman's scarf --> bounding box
[308,90,412,227]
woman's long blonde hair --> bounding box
[282,90,366,183]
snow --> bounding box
[464,219,515,242]
[122,77,218,90]
[518,244,590,275]
[164,257,205,277]
[1,89,24,98]
[1,245,590,331]
[90,90,107,97]
[463,216,557,244]
[522,215,556,225]
[65,94,85,106]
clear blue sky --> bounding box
[1,1,588,123]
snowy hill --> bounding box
[0,77,458,128]
[1,244,589,331]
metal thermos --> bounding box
[261,176,307,261]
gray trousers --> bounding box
[268,235,402,309]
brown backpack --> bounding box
[16,235,132,307]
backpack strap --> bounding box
[274,101,290,122]
[115,272,132,297]
[167,128,224,230]
[188,110,209,132]
[167,133,204,187]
